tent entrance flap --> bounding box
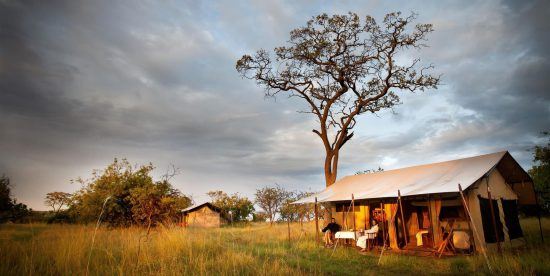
[478,196,504,243]
[501,199,523,240]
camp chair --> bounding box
[435,219,456,258]
[357,225,378,251]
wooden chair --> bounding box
[435,219,456,258]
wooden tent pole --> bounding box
[287,217,291,246]
[459,192,477,253]
[352,194,356,241]
[378,198,400,265]
[486,177,502,253]
[531,181,545,243]
[381,201,386,248]
[342,205,346,230]
[365,200,370,229]
[398,190,408,246]
[427,194,435,247]
[459,184,492,273]
[377,201,386,266]
[314,197,319,245]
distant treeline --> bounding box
[2,158,319,227]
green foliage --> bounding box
[280,191,315,223]
[69,158,192,226]
[0,175,13,218]
[251,211,268,222]
[207,190,254,222]
[529,131,550,213]
[0,174,31,223]
[355,167,384,175]
[254,185,290,225]
[44,191,72,213]
[129,180,192,227]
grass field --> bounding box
[0,218,548,275]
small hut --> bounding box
[182,202,226,228]
[296,151,540,254]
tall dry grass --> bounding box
[0,218,548,275]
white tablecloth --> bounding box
[335,231,358,240]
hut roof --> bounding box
[182,202,222,214]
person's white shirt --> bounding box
[365,224,378,234]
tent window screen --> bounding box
[439,206,464,219]
[478,196,504,243]
[501,199,523,239]
[335,203,354,212]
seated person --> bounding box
[356,221,379,250]
[322,218,341,246]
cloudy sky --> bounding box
[1,0,548,210]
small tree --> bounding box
[0,175,13,222]
[252,211,269,222]
[129,181,191,228]
[255,185,289,225]
[0,174,31,223]
[45,192,72,214]
[280,191,315,226]
[355,167,384,175]
[529,131,550,213]
[207,190,254,222]
[237,12,439,187]
[69,158,192,226]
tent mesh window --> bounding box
[335,203,346,212]
[501,199,524,239]
[439,206,465,220]
[478,195,504,243]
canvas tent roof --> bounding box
[294,151,532,204]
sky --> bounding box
[1,0,548,210]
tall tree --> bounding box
[237,12,439,186]
[44,192,72,214]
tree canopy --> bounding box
[529,131,550,213]
[44,191,72,214]
[237,12,439,186]
[0,174,31,223]
[207,190,254,222]
[69,158,192,227]
[254,185,289,225]
[279,191,315,224]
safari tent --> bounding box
[182,202,226,228]
[296,151,540,254]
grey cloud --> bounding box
[1,0,548,209]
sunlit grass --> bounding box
[0,218,548,275]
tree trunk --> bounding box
[324,150,339,187]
